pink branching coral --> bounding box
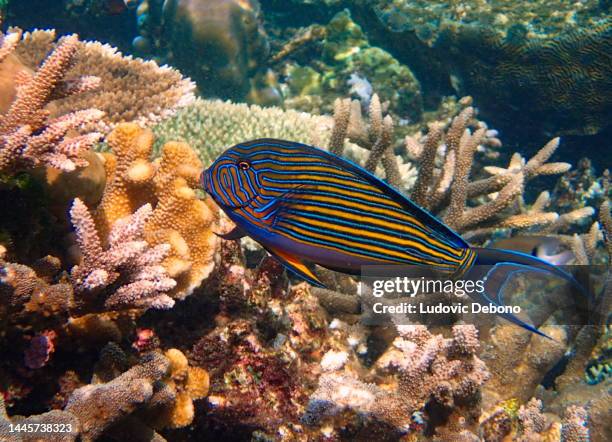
[69,198,176,311]
[561,405,590,442]
[0,29,104,174]
[517,398,551,441]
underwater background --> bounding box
[0,0,610,441]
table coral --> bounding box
[14,29,196,134]
[0,29,103,175]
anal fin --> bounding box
[265,245,325,288]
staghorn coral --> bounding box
[94,123,219,299]
[15,28,196,134]
[403,106,591,238]
[326,93,416,190]
[0,29,103,174]
[152,97,334,165]
[69,197,177,311]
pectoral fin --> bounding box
[264,245,325,288]
[215,226,247,240]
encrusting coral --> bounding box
[0,29,103,175]
[14,28,195,133]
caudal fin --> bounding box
[466,247,589,339]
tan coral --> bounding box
[94,123,157,238]
[94,123,218,299]
[145,141,219,297]
[15,29,195,134]
[156,348,210,429]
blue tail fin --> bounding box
[465,247,590,340]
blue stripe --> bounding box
[261,176,385,199]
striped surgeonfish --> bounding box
[202,138,587,338]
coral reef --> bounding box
[267,1,611,136]
[304,324,489,437]
[435,20,612,136]
[0,1,608,438]
[95,123,219,299]
[15,29,195,133]
[134,0,271,101]
[275,10,422,120]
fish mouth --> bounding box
[203,168,259,210]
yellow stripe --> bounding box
[288,204,463,257]
[267,187,426,228]
[285,214,462,263]
[276,223,402,264]
[278,221,456,266]
[262,170,384,194]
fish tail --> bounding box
[463,247,590,339]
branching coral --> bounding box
[326,94,414,190]
[0,29,103,174]
[69,198,176,311]
[15,29,195,133]
[1,343,209,442]
[401,105,592,238]
[65,351,170,441]
[304,324,490,435]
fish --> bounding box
[490,236,574,266]
[202,138,588,339]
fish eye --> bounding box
[238,161,250,171]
